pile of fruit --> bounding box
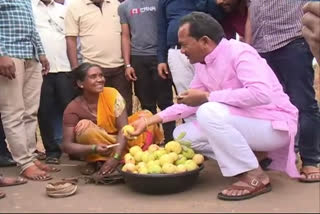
[121,132,204,174]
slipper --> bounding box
[217,176,272,201]
[299,165,320,183]
[34,160,61,172]
[0,191,5,199]
[0,175,27,187]
[45,157,60,165]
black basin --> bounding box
[119,164,204,194]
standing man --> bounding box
[0,0,55,180]
[118,0,175,142]
[65,0,132,115]
[157,0,225,96]
[249,0,320,182]
[32,0,75,165]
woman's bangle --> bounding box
[91,145,97,153]
[142,117,149,130]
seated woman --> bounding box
[62,63,163,176]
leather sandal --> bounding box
[299,165,320,183]
[218,175,272,201]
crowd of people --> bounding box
[0,0,319,201]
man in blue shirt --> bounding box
[0,0,54,181]
[157,0,224,97]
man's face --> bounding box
[178,24,206,64]
[216,0,239,13]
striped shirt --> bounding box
[249,0,307,53]
[0,0,45,59]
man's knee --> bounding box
[196,102,229,126]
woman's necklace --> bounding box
[81,96,97,117]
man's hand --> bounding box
[0,56,16,80]
[125,67,137,81]
[157,63,170,79]
[177,89,209,107]
[302,2,320,64]
[39,55,50,75]
[129,118,147,136]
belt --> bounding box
[169,44,181,49]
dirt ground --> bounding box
[0,156,319,213]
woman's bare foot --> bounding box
[21,165,52,181]
[34,160,60,172]
[218,167,271,200]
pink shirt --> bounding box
[158,38,300,177]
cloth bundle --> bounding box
[46,181,78,198]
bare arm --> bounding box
[121,24,131,67]
[66,36,79,69]
[62,126,93,156]
[114,110,128,156]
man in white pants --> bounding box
[130,12,299,201]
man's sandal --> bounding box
[299,166,320,183]
[0,175,27,187]
[217,176,272,201]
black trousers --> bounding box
[38,72,75,158]
[131,55,175,142]
[0,117,11,157]
[260,38,320,166]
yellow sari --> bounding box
[75,87,163,162]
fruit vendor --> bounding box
[61,63,163,177]
[129,12,299,201]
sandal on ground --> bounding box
[34,160,61,172]
[45,157,60,165]
[0,191,5,199]
[46,181,77,198]
[0,175,27,187]
[21,165,52,181]
[299,165,320,183]
[217,175,272,201]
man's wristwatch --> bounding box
[125,64,131,68]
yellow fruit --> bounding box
[122,165,128,172]
[185,160,198,171]
[147,163,162,174]
[176,164,187,173]
[154,149,167,160]
[154,160,161,166]
[129,145,142,156]
[175,156,187,165]
[148,144,160,153]
[141,151,155,163]
[165,141,182,154]
[192,154,204,165]
[122,125,135,138]
[159,154,174,166]
[138,166,148,174]
[134,151,143,162]
[137,162,147,169]
[182,147,195,159]
[162,163,177,174]
[168,152,178,162]
[124,153,135,164]
[124,163,136,172]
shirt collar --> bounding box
[34,0,55,7]
[84,0,110,5]
[204,38,228,64]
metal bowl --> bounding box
[119,164,204,194]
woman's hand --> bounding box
[98,158,120,175]
[96,145,113,156]
[129,118,147,136]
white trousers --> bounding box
[173,102,290,177]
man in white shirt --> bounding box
[32,0,75,164]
